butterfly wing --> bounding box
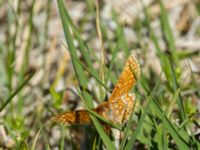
[94,93,136,124]
[52,55,140,125]
[52,102,109,125]
[52,93,138,125]
[108,55,140,103]
[52,110,92,124]
[108,93,136,124]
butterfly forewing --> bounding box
[108,55,140,103]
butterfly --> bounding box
[52,55,140,125]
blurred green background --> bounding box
[0,0,200,149]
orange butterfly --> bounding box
[52,55,140,125]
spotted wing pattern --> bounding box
[52,110,92,124]
[108,55,140,103]
[52,55,140,125]
[100,93,136,124]
[52,93,136,125]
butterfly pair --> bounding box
[52,55,140,126]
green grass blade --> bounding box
[6,2,19,92]
[142,4,172,89]
[162,108,168,150]
[120,95,139,150]
[89,116,115,150]
[57,0,93,108]
[188,60,200,97]
[61,46,111,92]
[40,126,51,150]
[124,93,151,149]
[63,7,99,80]
[151,99,189,149]
[141,72,189,148]
[143,3,187,124]
[0,70,35,112]
[143,86,190,149]
[60,126,65,150]
[57,1,115,149]
[124,73,155,149]
[31,129,41,150]
[105,24,123,83]
[168,56,186,122]
[124,70,190,149]
[158,0,178,62]
[86,108,122,130]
